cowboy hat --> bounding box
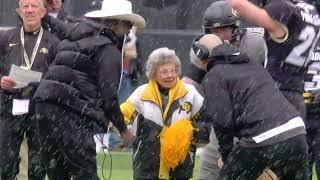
[85,0,146,29]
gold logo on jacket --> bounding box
[9,43,18,47]
[39,48,48,54]
[179,102,192,113]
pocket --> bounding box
[132,139,160,177]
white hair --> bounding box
[145,47,181,80]
[19,0,45,8]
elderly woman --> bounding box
[121,47,208,180]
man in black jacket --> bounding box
[33,0,145,179]
[0,0,60,179]
[181,1,266,179]
[196,34,309,179]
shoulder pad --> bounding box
[244,27,265,36]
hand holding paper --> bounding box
[8,64,42,89]
[1,76,16,90]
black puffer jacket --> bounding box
[42,9,76,40]
[33,20,127,133]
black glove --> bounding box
[193,120,212,146]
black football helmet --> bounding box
[202,1,240,33]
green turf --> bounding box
[313,166,318,180]
[96,151,199,180]
[97,151,320,180]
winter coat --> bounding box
[0,27,59,112]
[120,79,207,179]
[42,9,77,40]
[202,43,306,162]
[33,20,127,133]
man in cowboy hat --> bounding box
[33,0,146,179]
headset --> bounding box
[191,35,210,60]
[191,34,241,62]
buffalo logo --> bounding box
[179,102,192,113]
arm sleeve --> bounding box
[97,45,127,133]
[48,35,60,66]
[264,1,298,43]
[264,1,293,25]
[42,14,75,40]
[0,30,10,82]
[120,86,142,124]
[0,30,8,56]
[185,85,212,145]
[240,28,267,65]
[215,128,234,162]
[202,72,234,161]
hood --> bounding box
[206,43,250,71]
[65,19,124,49]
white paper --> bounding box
[12,99,29,116]
[9,64,42,89]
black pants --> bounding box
[305,103,320,179]
[219,135,309,180]
[135,178,189,180]
[35,102,98,180]
[0,101,45,180]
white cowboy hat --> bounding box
[85,0,146,29]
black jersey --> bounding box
[305,38,320,92]
[264,0,320,92]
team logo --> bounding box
[179,102,192,113]
[9,43,18,47]
[40,48,49,54]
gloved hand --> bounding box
[194,120,212,147]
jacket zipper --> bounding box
[133,140,142,161]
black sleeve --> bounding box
[192,103,212,145]
[202,71,234,161]
[96,44,127,133]
[183,62,207,84]
[0,30,9,80]
[0,30,23,94]
[48,35,60,65]
[0,30,8,56]
[215,128,234,162]
[264,1,298,26]
[42,14,74,40]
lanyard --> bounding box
[20,26,43,70]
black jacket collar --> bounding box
[66,19,124,50]
[206,43,250,71]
